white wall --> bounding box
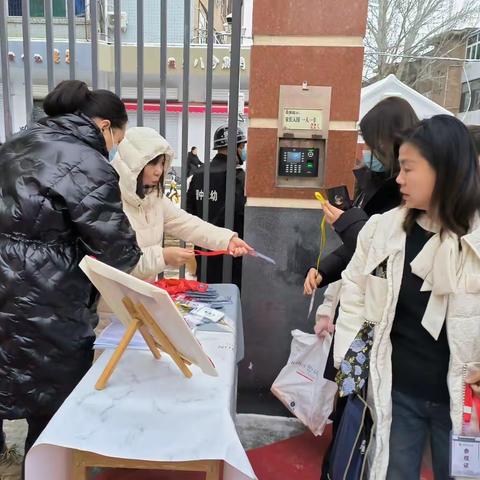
[460,61,480,124]
[0,80,28,141]
[243,0,253,45]
[459,110,480,124]
[126,110,249,170]
[463,61,480,83]
[178,113,248,168]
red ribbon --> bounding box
[194,249,230,257]
[153,278,209,295]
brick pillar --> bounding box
[239,0,368,404]
[247,0,368,200]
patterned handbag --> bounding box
[335,322,375,397]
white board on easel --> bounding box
[79,256,218,386]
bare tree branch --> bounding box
[365,0,480,85]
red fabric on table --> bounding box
[152,279,208,296]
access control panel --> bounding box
[276,85,331,188]
[278,147,319,177]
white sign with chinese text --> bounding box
[283,108,323,131]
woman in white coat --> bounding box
[112,127,252,280]
[334,115,480,479]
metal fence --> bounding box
[0,0,244,283]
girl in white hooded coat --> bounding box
[112,127,251,280]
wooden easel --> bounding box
[95,296,192,390]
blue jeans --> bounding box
[386,390,452,480]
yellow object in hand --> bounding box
[314,192,327,273]
[314,191,327,204]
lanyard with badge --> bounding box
[450,382,480,477]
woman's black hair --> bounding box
[43,80,128,129]
[400,115,480,236]
[190,146,197,153]
[136,155,166,199]
[359,96,419,175]
[468,125,480,155]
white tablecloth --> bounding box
[25,285,255,480]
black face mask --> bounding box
[353,166,371,191]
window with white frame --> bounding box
[460,78,480,113]
[467,32,480,60]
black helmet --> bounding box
[213,125,247,150]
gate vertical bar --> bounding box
[90,0,99,89]
[137,0,144,126]
[21,0,33,125]
[67,0,76,79]
[222,0,242,282]
[179,0,191,278]
[114,0,122,97]
[45,0,55,91]
[0,0,13,138]
[159,0,167,136]
[180,0,191,210]
[200,0,215,282]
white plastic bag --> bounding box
[271,329,338,436]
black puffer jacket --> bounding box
[316,168,402,287]
[0,114,141,419]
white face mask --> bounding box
[108,127,118,162]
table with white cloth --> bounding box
[25,284,255,480]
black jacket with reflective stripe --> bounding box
[186,153,245,287]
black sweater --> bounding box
[390,222,450,404]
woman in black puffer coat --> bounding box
[0,81,141,455]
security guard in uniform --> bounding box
[186,125,247,288]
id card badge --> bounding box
[450,383,480,477]
[450,434,480,477]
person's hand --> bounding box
[314,315,335,337]
[304,268,322,295]
[228,236,254,257]
[163,247,195,267]
[321,201,344,225]
[466,370,480,397]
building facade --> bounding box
[1,0,250,167]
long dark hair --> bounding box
[136,155,165,199]
[400,115,480,236]
[468,125,480,155]
[359,96,419,176]
[43,80,128,129]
